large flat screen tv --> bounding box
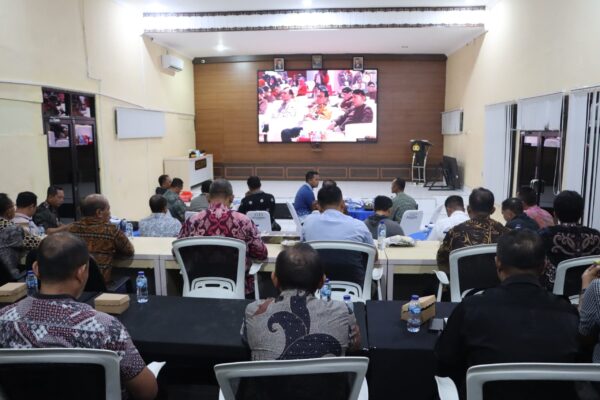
[258,69,378,143]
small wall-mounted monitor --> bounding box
[257,69,378,143]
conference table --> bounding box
[112,237,440,299]
[101,295,454,400]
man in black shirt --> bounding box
[435,229,580,400]
[501,197,539,231]
[238,176,280,231]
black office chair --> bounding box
[448,244,499,302]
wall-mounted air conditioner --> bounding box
[161,55,184,72]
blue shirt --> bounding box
[302,209,374,245]
[293,183,315,217]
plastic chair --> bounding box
[307,240,378,302]
[446,244,498,302]
[286,202,303,235]
[466,363,600,400]
[553,255,600,304]
[172,237,247,299]
[0,348,121,400]
[247,210,272,234]
[400,210,424,235]
[434,376,459,400]
[215,357,369,400]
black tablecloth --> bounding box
[366,301,457,400]
[115,296,368,363]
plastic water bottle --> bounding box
[320,278,331,301]
[343,294,354,313]
[125,222,134,238]
[407,294,421,333]
[38,226,45,237]
[26,271,38,296]
[136,271,149,303]
[377,221,387,251]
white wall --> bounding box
[444,0,600,188]
[0,0,195,219]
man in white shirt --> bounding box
[428,195,469,241]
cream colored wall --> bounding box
[0,0,195,220]
[444,0,600,188]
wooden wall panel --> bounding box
[195,56,445,179]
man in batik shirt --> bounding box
[0,233,157,400]
[178,179,268,296]
[437,188,509,274]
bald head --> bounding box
[81,194,110,220]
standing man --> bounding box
[33,186,70,234]
[390,177,418,223]
[428,196,470,241]
[179,179,268,296]
[155,174,172,195]
[12,191,40,235]
[69,194,134,283]
[293,170,320,221]
[163,177,186,223]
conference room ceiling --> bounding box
[123,0,493,58]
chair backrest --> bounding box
[286,202,302,235]
[466,363,600,400]
[215,356,369,400]
[400,210,424,235]
[0,348,121,400]
[172,237,247,299]
[184,211,199,221]
[449,244,499,302]
[553,255,600,303]
[246,211,272,233]
[429,204,445,224]
[307,240,377,302]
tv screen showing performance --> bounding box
[258,69,378,143]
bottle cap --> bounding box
[325,278,330,283]
[410,294,419,300]
[138,271,144,275]
[343,295,351,301]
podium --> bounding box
[410,140,432,184]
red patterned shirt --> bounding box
[0,294,146,381]
[178,203,268,293]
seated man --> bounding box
[0,233,157,400]
[155,174,172,195]
[428,195,469,241]
[293,170,320,220]
[12,191,41,235]
[327,89,373,132]
[579,262,600,364]
[33,186,70,234]
[163,177,186,223]
[390,177,418,223]
[237,176,280,231]
[518,186,554,229]
[501,197,539,231]
[436,187,509,274]
[364,195,404,239]
[539,190,600,290]
[0,193,40,280]
[338,86,353,111]
[188,179,212,212]
[178,179,268,296]
[242,243,360,360]
[69,194,134,283]
[435,230,580,400]
[139,194,181,237]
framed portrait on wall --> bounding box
[311,55,323,69]
[273,57,285,72]
[353,56,364,71]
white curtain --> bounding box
[483,103,512,203]
[563,90,590,194]
[517,93,563,131]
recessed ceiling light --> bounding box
[215,44,227,52]
[147,2,165,12]
[302,0,312,7]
